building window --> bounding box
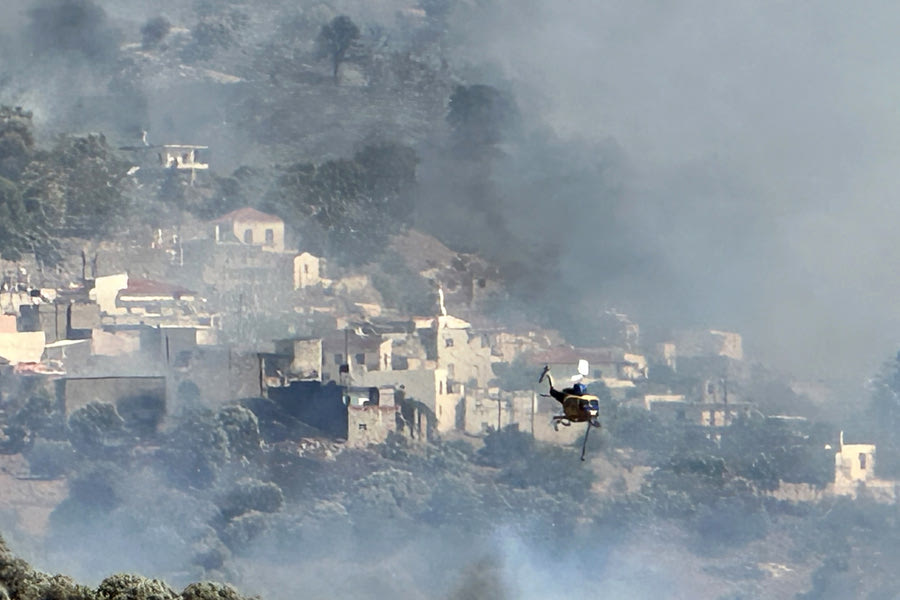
[244,229,253,243]
[265,229,274,244]
[358,423,367,431]
[447,363,455,378]
[355,353,365,365]
[439,381,444,395]
[304,264,309,274]
[445,338,454,347]
[859,453,867,470]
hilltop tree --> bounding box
[316,15,361,83]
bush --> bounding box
[24,440,76,479]
[95,574,178,600]
[218,479,284,521]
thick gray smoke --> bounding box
[444,0,900,381]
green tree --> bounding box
[218,478,284,521]
[0,106,36,180]
[0,176,33,260]
[24,439,76,479]
[268,142,418,264]
[12,389,65,440]
[96,573,178,600]
[447,84,520,156]
[20,133,129,244]
[861,351,900,477]
[159,409,230,489]
[67,402,130,460]
[316,15,361,83]
[217,405,262,461]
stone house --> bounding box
[356,367,461,433]
[260,339,323,393]
[169,346,262,410]
[321,330,393,383]
[267,380,400,445]
[488,330,551,365]
[422,314,493,390]
[463,388,535,436]
[347,403,399,448]
[211,207,285,253]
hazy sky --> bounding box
[451,1,900,381]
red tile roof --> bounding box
[211,207,283,224]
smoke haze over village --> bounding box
[2,0,899,381]
[443,1,900,382]
[4,1,900,599]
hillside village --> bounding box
[5,1,900,597]
[0,193,890,530]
